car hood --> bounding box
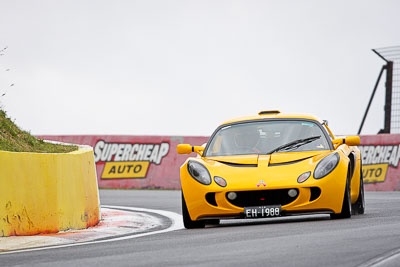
[206,151,329,166]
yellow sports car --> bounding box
[177,110,364,229]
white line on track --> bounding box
[0,205,184,255]
[361,247,400,267]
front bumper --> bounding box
[181,159,348,221]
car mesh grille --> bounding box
[226,189,298,207]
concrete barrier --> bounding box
[0,146,100,237]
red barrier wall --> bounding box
[38,135,208,189]
[359,134,400,191]
[38,134,400,191]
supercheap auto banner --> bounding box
[38,135,209,189]
[359,134,400,191]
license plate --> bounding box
[244,205,282,218]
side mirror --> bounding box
[177,144,205,155]
[332,136,360,147]
[345,136,360,146]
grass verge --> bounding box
[0,109,78,153]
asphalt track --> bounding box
[1,190,400,267]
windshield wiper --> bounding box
[267,136,321,155]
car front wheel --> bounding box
[331,169,352,219]
[182,192,205,229]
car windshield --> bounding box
[204,120,331,157]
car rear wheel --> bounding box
[352,167,365,215]
[182,192,205,229]
[330,170,352,219]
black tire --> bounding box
[182,192,205,229]
[330,169,352,219]
[352,166,365,215]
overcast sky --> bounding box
[1,0,400,137]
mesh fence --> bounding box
[374,46,400,133]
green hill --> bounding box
[0,110,77,153]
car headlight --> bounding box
[214,176,227,187]
[314,153,340,179]
[187,161,211,185]
[297,171,311,183]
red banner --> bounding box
[359,134,400,191]
[39,135,208,189]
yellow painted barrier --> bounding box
[0,146,100,236]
